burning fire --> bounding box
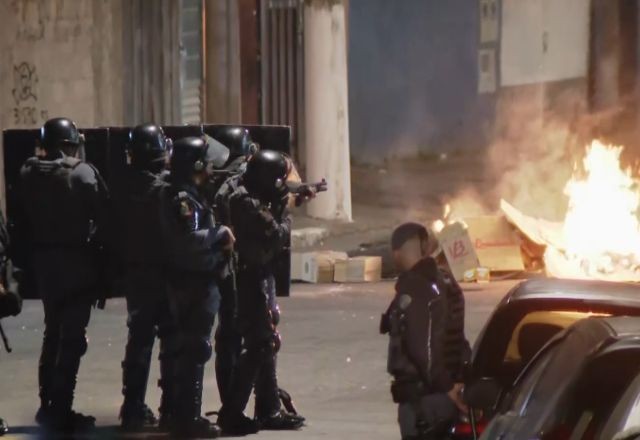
[545,140,640,281]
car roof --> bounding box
[507,278,640,305]
[548,317,640,357]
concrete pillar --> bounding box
[591,0,621,111]
[303,0,352,221]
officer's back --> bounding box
[19,117,103,434]
[20,118,105,290]
[111,126,169,267]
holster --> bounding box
[390,378,424,404]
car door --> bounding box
[482,319,614,440]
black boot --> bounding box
[50,411,96,434]
[258,410,305,430]
[36,329,57,426]
[120,360,157,431]
[120,403,157,432]
[0,418,7,436]
[171,364,220,438]
[48,348,95,434]
[157,355,176,431]
[217,408,259,436]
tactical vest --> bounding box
[21,156,95,248]
[387,294,420,379]
[113,170,168,265]
[214,174,242,226]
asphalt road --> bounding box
[0,280,518,439]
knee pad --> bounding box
[271,305,281,327]
[188,338,213,364]
[63,335,88,357]
[272,331,282,353]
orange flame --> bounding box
[545,140,640,281]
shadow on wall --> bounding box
[347,0,495,162]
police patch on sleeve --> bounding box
[398,294,412,310]
[175,191,200,231]
[180,200,193,217]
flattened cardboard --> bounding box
[464,216,525,272]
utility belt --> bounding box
[125,261,166,271]
[32,241,90,251]
[167,268,218,288]
[390,376,427,404]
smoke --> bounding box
[444,81,637,222]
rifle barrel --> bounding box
[0,321,12,353]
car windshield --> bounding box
[504,310,608,363]
[489,309,609,387]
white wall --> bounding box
[501,0,590,86]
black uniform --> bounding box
[220,180,291,426]
[112,166,174,426]
[211,126,256,408]
[213,172,243,407]
[20,141,106,430]
[0,209,20,437]
[162,136,230,438]
[382,257,470,439]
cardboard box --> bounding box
[292,251,348,283]
[334,256,382,283]
[438,222,480,281]
[463,216,525,272]
[291,252,305,281]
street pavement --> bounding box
[0,280,518,439]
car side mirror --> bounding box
[464,377,501,410]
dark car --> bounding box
[481,316,640,440]
[453,278,640,439]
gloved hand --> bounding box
[0,285,22,318]
[216,225,236,251]
[294,187,317,207]
[271,196,290,220]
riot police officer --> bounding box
[163,136,233,438]
[111,124,173,430]
[212,127,257,409]
[215,126,258,174]
[218,150,305,435]
[381,223,469,440]
[20,117,107,433]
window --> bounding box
[504,311,607,363]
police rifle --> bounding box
[287,179,328,206]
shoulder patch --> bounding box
[398,294,412,310]
[179,199,193,217]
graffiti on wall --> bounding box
[12,62,38,105]
[11,62,48,127]
[10,0,87,43]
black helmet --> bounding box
[243,150,291,201]
[40,117,81,152]
[170,135,230,183]
[128,123,169,170]
[215,127,258,161]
